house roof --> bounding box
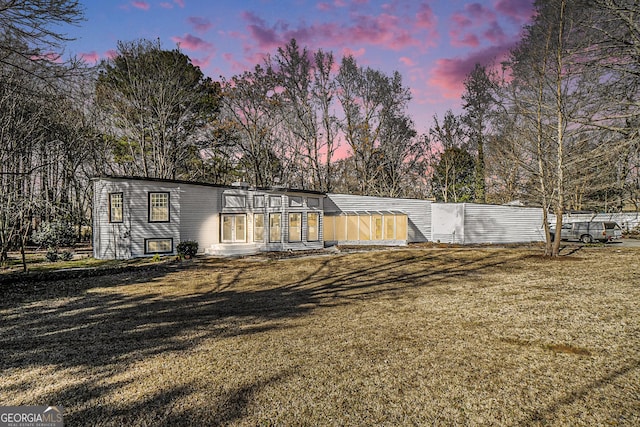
[324,210,406,216]
[92,175,326,196]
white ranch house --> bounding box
[93,176,547,259]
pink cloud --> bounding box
[495,0,535,24]
[317,2,332,11]
[484,21,506,44]
[428,43,513,99]
[188,16,212,33]
[450,32,480,48]
[191,54,214,69]
[171,33,214,51]
[342,47,366,58]
[223,52,246,73]
[131,1,150,11]
[80,51,100,63]
[451,13,472,28]
[449,3,507,47]
[106,50,118,59]
[416,3,438,29]
[414,2,438,42]
[465,2,495,21]
[240,10,422,53]
[173,0,185,7]
[159,2,172,9]
[399,56,415,67]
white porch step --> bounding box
[205,243,262,256]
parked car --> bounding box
[550,221,622,243]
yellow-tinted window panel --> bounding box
[358,215,371,240]
[335,215,347,241]
[324,216,335,241]
[396,215,408,240]
[347,215,359,241]
[397,215,407,239]
[372,215,382,240]
[384,215,395,240]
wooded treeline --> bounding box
[1,0,639,259]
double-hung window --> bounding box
[109,193,123,223]
[149,192,170,222]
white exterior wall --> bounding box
[206,189,325,255]
[178,183,222,252]
[431,204,465,244]
[93,178,181,259]
[325,193,432,242]
[93,177,325,259]
[431,203,545,244]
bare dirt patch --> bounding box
[1,247,638,426]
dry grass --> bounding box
[1,246,639,426]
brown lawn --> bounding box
[1,246,639,426]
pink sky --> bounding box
[66,0,534,133]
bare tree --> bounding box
[219,64,284,187]
[0,0,83,82]
[272,41,340,192]
[335,55,415,195]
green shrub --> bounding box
[46,248,59,262]
[177,240,198,258]
[33,221,76,248]
[59,250,74,261]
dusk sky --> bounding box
[64,0,535,133]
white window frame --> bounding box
[289,212,302,242]
[254,213,265,242]
[307,212,319,241]
[221,214,247,243]
[269,196,282,208]
[269,213,282,242]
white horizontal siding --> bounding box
[431,203,545,244]
[179,183,222,252]
[93,179,180,258]
[463,204,545,244]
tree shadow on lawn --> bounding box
[0,249,528,425]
